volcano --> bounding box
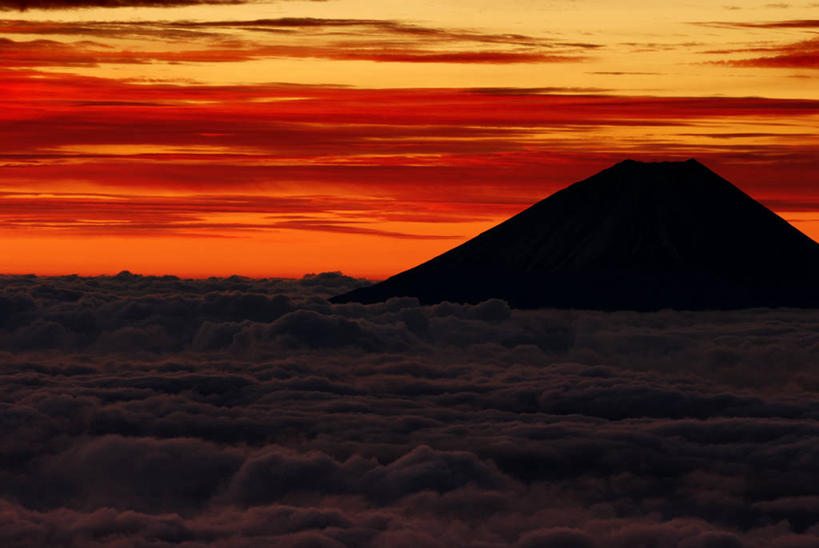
[332,159,819,310]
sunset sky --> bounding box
[1,0,818,277]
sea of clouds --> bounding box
[1,272,818,547]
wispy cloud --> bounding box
[695,18,819,29]
[0,191,477,238]
[721,36,819,68]
[0,18,597,67]
[1,67,818,240]
[691,18,819,69]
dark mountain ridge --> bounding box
[332,159,819,310]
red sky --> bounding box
[1,1,818,278]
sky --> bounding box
[1,0,818,277]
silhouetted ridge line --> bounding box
[331,159,819,310]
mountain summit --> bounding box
[332,159,819,310]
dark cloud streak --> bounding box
[1,0,286,11]
[695,19,819,29]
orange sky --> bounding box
[1,0,818,278]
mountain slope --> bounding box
[332,159,819,310]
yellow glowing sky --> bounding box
[10,0,817,96]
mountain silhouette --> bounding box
[332,159,819,310]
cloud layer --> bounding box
[1,273,818,545]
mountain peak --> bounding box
[616,158,702,166]
[608,158,713,177]
[332,159,819,310]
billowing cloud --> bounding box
[1,274,818,545]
